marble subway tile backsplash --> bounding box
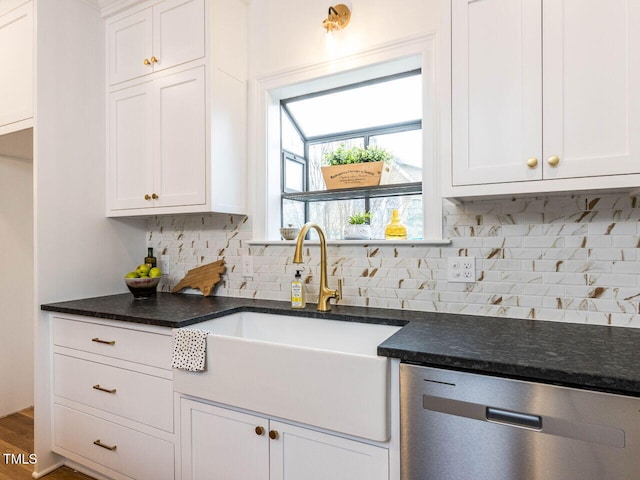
[147,192,640,328]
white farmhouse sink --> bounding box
[173,312,401,441]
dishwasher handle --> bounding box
[486,407,542,430]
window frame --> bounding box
[248,34,447,244]
[280,71,423,228]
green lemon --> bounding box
[125,271,139,278]
[149,267,162,278]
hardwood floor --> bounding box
[0,408,95,480]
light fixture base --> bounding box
[322,4,351,33]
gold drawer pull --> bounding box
[93,384,117,394]
[152,193,159,199]
[92,337,115,346]
[526,157,538,168]
[255,426,265,436]
[150,55,158,63]
[269,430,279,440]
[547,155,560,166]
[144,58,151,65]
[93,439,117,451]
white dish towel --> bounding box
[171,328,210,372]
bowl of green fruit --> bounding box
[124,264,162,299]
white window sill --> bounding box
[247,239,452,246]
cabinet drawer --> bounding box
[54,404,174,480]
[54,354,173,432]
[52,317,172,369]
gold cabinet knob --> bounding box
[150,56,158,64]
[152,193,159,199]
[526,157,538,168]
[144,194,151,200]
[269,430,279,440]
[143,58,151,65]
[255,426,265,436]
[547,155,560,167]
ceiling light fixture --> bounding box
[322,4,351,33]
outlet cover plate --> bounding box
[447,256,476,283]
[241,255,253,276]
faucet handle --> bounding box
[335,278,343,302]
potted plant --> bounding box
[343,211,372,240]
[321,144,393,190]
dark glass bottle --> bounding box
[145,248,157,268]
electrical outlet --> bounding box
[241,255,253,276]
[447,256,476,283]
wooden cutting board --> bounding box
[171,259,226,296]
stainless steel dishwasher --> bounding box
[400,364,640,480]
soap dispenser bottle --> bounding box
[291,270,306,308]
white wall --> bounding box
[33,0,146,474]
[248,0,440,78]
[0,151,33,417]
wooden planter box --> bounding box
[321,161,390,190]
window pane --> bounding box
[308,138,364,191]
[286,74,422,137]
[281,110,305,156]
[370,129,423,183]
[308,199,366,240]
[284,155,305,192]
[282,199,305,228]
[370,195,423,240]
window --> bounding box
[280,70,424,240]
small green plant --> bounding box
[323,144,393,166]
[348,211,372,225]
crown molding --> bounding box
[98,0,146,17]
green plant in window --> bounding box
[348,211,372,225]
[323,144,393,166]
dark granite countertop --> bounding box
[42,293,640,397]
[40,292,415,328]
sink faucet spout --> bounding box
[293,222,342,312]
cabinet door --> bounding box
[153,66,206,208]
[153,0,205,73]
[107,8,153,85]
[451,0,542,186]
[180,399,269,480]
[0,2,33,128]
[543,0,640,179]
[108,82,154,210]
[269,421,389,480]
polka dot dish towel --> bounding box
[172,328,210,372]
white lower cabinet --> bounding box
[54,404,174,480]
[180,398,390,480]
[51,315,176,480]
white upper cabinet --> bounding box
[106,0,247,217]
[108,0,205,85]
[109,66,206,211]
[0,1,33,133]
[542,0,640,180]
[451,0,541,186]
[445,0,640,198]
